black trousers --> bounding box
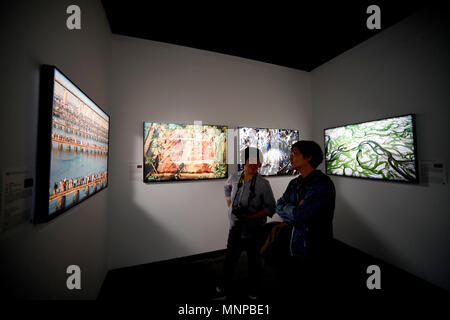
[222,223,263,294]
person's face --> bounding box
[244,157,260,176]
[290,147,311,171]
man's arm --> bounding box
[290,181,335,226]
[276,181,296,224]
[276,200,295,224]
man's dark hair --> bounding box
[292,140,323,169]
[242,147,263,165]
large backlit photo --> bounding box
[35,66,110,223]
[238,127,299,176]
[144,122,227,182]
[324,114,418,183]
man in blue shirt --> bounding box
[276,140,336,265]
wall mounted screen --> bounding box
[324,114,418,183]
[238,127,299,176]
[34,66,109,223]
[144,122,227,182]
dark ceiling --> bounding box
[102,1,424,72]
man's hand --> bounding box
[298,200,305,206]
[227,199,231,208]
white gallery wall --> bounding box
[0,0,111,299]
[311,8,450,291]
[108,35,312,269]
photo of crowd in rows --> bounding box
[48,69,109,215]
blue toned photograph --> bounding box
[48,69,109,215]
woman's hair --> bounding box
[291,140,323,169]
[242,147,263,165]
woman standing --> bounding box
[216,147,276,300]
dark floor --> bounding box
[98,240,449,317]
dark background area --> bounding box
[97,239,449,317]
[101,0,424,71]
